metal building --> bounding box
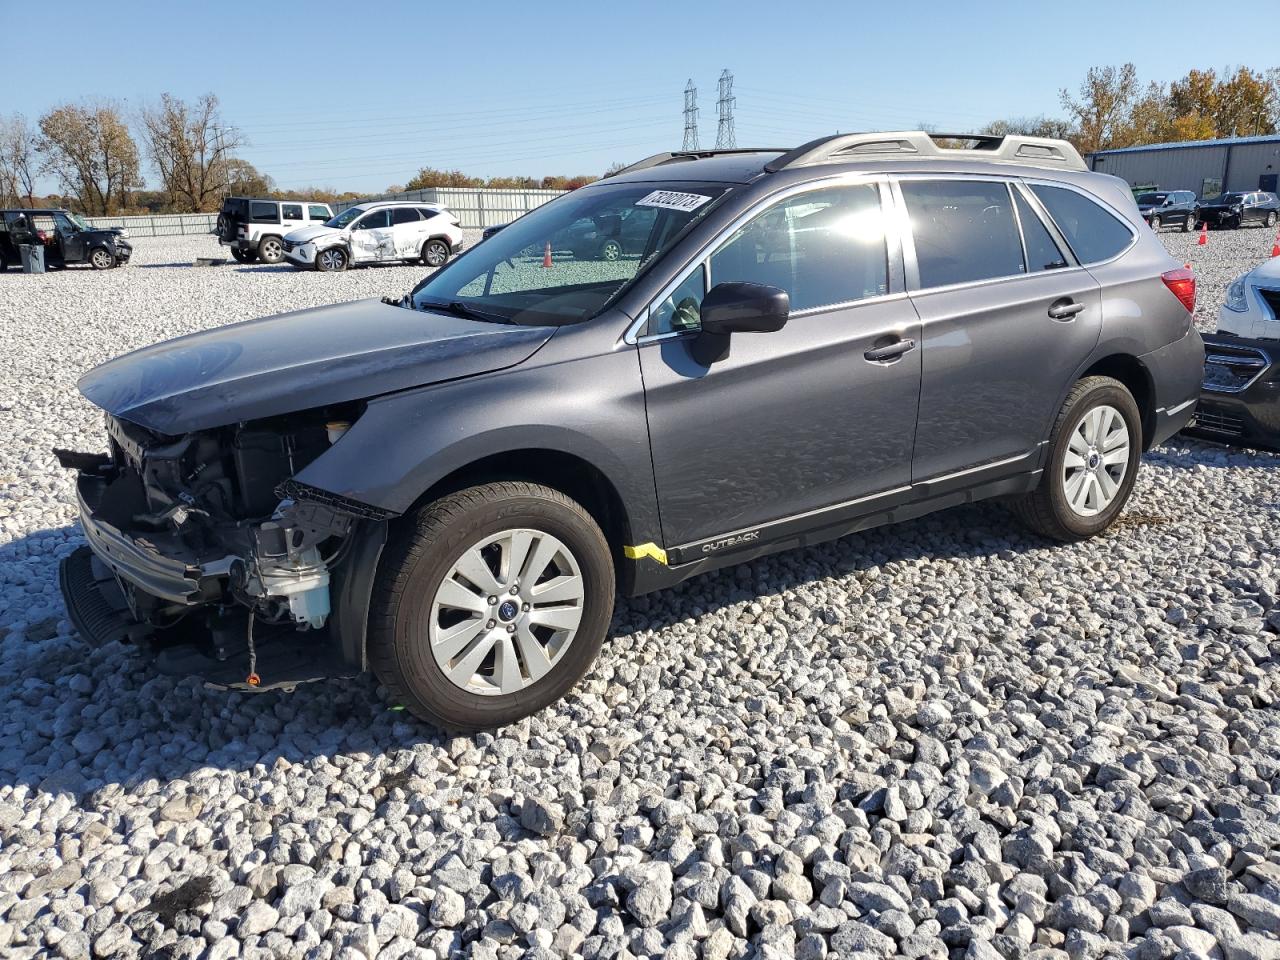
[1087,134,1280,199]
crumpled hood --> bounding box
[79,299,555,434]
[284,224,343,245]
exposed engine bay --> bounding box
[56,404,381,684]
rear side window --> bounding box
[391,207,420,225]
[1031,184,1133,264]
[309,205,330,220]
[418,208,439,220]
[250,201,278,223]
[281,203,303,220]
[901,180,1024,288]
[1014,192,1068,272]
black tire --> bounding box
[368,481,615,731]
[230,247,255,264]
[1183,211,1197,232]
[421,238,449,268]
[0,249,8,272]
[315,247,348,272]
[1010,376,1142,542]
[89,247,116,270]
[1149,215,1161,231]
[599,238,623,261]
[257,235,284,264]
[1267,211,1277,229]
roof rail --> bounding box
[606,147,789,179]
[763,131,1087,173]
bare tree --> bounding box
[140,93,244,212]
[1060,64,1140,153]
[223,157,274,197]
[0,113,40,207]
[37,101,142,214]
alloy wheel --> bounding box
[1062,404,1130,517]
[91,249,113,269]
[429,528,585,696]
[318,249,346,271]
[425,242,447,267]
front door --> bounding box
[279,203,308,236]
[899,177,1103,482]
[53,212,87,263]
[349,209,392,262]
[639,180,923,549]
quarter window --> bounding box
[901,180,1024,288]
[250,201,278,223]
[1014,192,1068,272]
[309,205,330,220]
[281,203,303,220]
[709,184,888,313]
[1030,184,1133,264]
[391,207,420,225]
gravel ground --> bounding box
[1,227,1279,960]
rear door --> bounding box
[53,212,87,262]
[280,202,307,234]
[639,178,923,549]
[389,206,426,258]
[899,176,1104,485]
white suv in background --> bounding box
[282,201,465,272]
[216,198,334,264]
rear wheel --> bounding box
[1011,376,1141,542]
[1183,211,1197,232]
[368,481,614,731]
[1149,215,1161,231]
[421,239,449,267]
[89,247,115,270]
[230,247,255,264]
[599,238,623,261]
[316,247,348,272]
[257,235,284,264]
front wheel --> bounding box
[368,481,614,731]
[89,248,115,270]
[1149,215,1161,231]
[1266,211,1277,229]
[599,239,623,261]
[316,247,348,272]
[1183,212,1197,232]
[421,239,449,267]
[1011,376,1141,542]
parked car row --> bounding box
[1137,189,1280,232]
[0,209,132,271]
[216,197,465,271]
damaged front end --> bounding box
[57,406,392,690]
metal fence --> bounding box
[332,187,567,228]
[84,213,217,237]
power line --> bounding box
[683,80,700,152]
[716,70,736,149]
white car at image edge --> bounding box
[282,200,465,272]
[1219,257,1280,340]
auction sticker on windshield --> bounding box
[636,190,713,212]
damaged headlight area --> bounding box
[56,402,387,686]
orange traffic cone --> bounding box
[1271,230,1280,257]
[1197,222,1208,246]
[542,241,552,268]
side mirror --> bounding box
[691,281,789,365]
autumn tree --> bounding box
[405,167,484,190]
[1060,64,1139,153]
[140,93,244,212]
[37,101,142,214]
[1214,67,1277,137]
[223,158,274,197]
[981,116,1075,140]
[0,113,39,206]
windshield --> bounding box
[325,207,365,229]
[1136,193,1166,205]
[67,212,92,230]
[410,181,731,325]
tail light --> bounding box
[1162,267,1196,314]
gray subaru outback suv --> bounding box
[59,131,1203,729]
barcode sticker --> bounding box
[635,190,713,212]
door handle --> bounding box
[1048,298,1086,320]
[864,338,917,363]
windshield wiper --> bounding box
[417,299,514,324]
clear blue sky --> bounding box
[7,0,1277,194]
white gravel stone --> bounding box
[1,229,1280,958]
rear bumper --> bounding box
[1141,326,1205,447]
[1182,334,1280,452]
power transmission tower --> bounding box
[715,69,736,149]
[682,80,700,152]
